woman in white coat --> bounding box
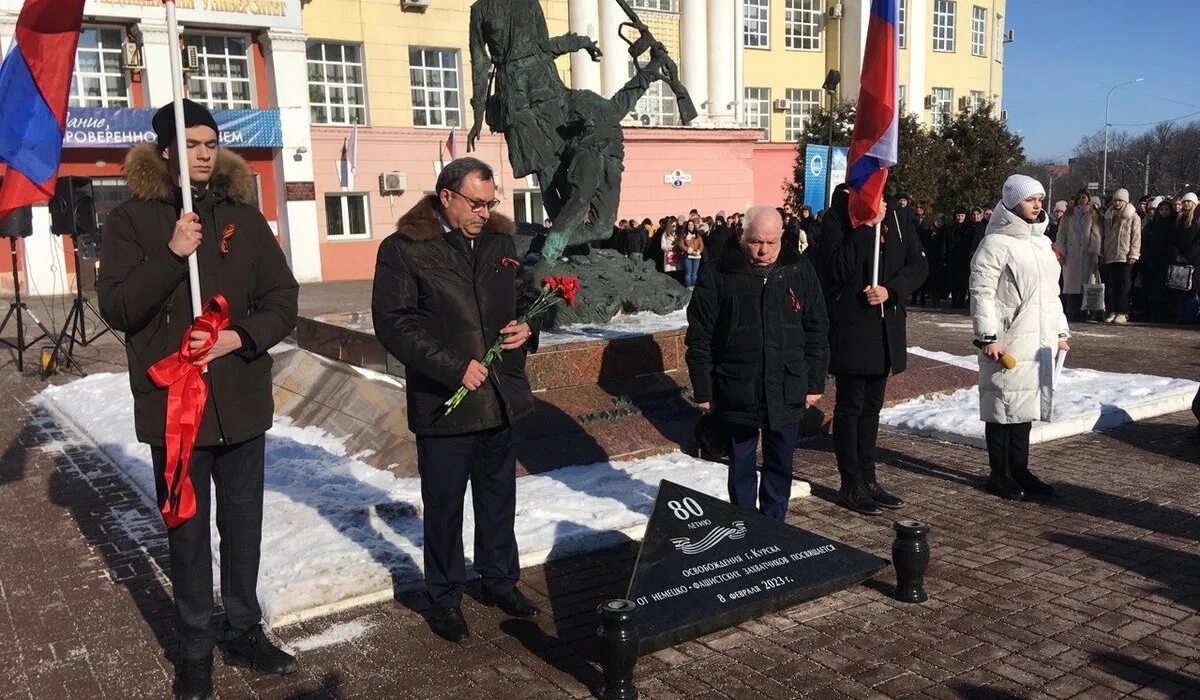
[970,175,1071,501]
[1053,190,1101,321]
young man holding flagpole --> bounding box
[96,3,299,698]
[820,0,927,516]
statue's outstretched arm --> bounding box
[542,32,602,61]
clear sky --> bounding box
[1004,0,1200,163]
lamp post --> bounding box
[822,70,841,212]
[1102,77,1143,196]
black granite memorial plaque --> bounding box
[627,480,889,653]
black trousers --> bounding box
[1101,262,1132,315]
[833,374,889,489]
[151,434,265,660]
[984,422,1031,480]
[726,422,799,521]
[416,425,519,609]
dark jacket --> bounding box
[1173,216,1200,285]
[97,143,299,447]
[372,195,540,436]
[820,186,928,376]
[624,224,649,257]
[685,239,830,430]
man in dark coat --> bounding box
[97,99,299,700]
[820,184,927,516]
[623,218,649,261]
[372,157,542,644]
[686,207,830,521]
[946,209,974,308]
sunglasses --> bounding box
[448,189,501,212]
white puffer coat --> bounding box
[970,204,1071,424]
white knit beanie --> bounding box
[1183,192,1199,204]
[1002,174,1045,209]
[1149,196,1164,210]
[1113,188,1130,203]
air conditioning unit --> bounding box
[829,3,843,19]
[121,41,143,70]
[771,98,789,112]
[923,95,935,110]
[958,96,970,111]
[400,0,430,8]
[379,171,407,194]
[183,45,199,72]
[1004,29,1015,43]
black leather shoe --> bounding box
[220,625,299,675]
[481,587,541,618]
[985,477,1027,501]
[838,487,884,516]
[429,606,470,643]
[866,482,905,509]
[1013,471,1056,498]
[173,654,213,700]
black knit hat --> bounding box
[152,99,219,150]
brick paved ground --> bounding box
[1,291,1198,699]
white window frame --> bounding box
[409,47,463,129]
[994,13,1005,63]
[785,0,823,52]
[744,0,771,49]
[307,41,368,126]
[184,32,255,110]
[628,59,679,127]
[629,0,678,12]
[969,90,985,113]
[324,192,372,240]
[898,0,907,49]
[70,26,132,108]
[513,190,548,225]
[744,87,771,140]
[784,88,820,143]
[932,0,956,53]
[899,84,907,115]
[931,87,953,130]
[971,6,987,57]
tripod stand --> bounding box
[0,238,54,373]
[44,233,122,378]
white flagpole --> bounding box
[872,221,883,318]
[164,0,203,319]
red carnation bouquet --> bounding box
[443,275,579,415]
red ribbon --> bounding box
[147,295,230,529]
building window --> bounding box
[931,87,953,130]
[629,0,677,11]
[932,0,956,53]
[70,27,131,108]
[898,0,907,49]
[994,13,1005,63]
[744,87,771,140]
[513,190,547,225]
[784,88,820,143]
[308,42,366,125]
[409,48,462,128]
[785,0,823,51]
[971,6,987,57]
[325,193,370,238]
[898,84,907,115]
[744,0,770,49]
[184,34,253,110]
[969,90,985,113]
[628,60,678,127]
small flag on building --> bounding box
[0,0,88,221]
[846,0,899,229]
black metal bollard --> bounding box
[597,598,638,700]
[892,520,931,603]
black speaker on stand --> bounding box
[0,205,55,373]
[45,176,121,378]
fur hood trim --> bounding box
[394,194,515,243]
[122,142,258,205]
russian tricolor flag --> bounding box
[846,0,899,229]
[0,0,88,222]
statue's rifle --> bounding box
[611,0,698,125]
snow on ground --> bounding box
[529,308,690,347]
[288,620,375,652]
[38,371,795,627]
[884,349,1198,447]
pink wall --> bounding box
[311,126,787,282]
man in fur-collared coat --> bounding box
[372,157,543,644]
[97,99,298,700]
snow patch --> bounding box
[540,309,689,347]
[287,620,375,652]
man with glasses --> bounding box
[372,157,542,643]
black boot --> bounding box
[1008,424,1054,497]
[173,654,213,700]
[220,625,299,675]
[865,482,905,509]
[1013,470,1056,498]
[480,586,541,618]
[839,485,884,515]
[429,606,470,643]
[984,423,1026,501]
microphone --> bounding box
[998,353,1017,370]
